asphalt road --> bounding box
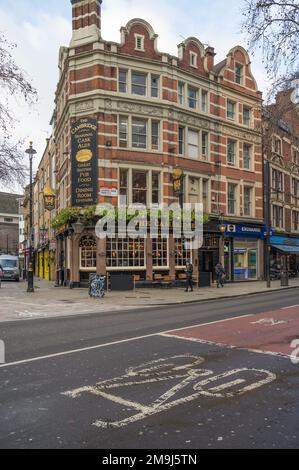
[0,289,299,449]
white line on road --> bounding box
[0,312,287,369]
[281,304,299,310]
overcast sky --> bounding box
[0,0,269,193]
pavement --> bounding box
[0,276,299,323]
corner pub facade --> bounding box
[52,0,264,288]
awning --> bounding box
[272,244,299,253]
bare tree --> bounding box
[241,0,299,96]
[0,33,37,186]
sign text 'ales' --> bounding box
[71,117,98,207]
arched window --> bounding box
[79,236,96,270]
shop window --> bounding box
[132,72,147,96]
[234,241,258,280]
[188,86,198,109]
[132,170,147,205]
[175,238,192,268]
[106,237,145,268]
[119,69,127,93]
[132,118,147,149]
[79,236,96,270]
[152,238,168,267]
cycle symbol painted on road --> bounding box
[62,354,276,429]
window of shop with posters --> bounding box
[233,239,258,280]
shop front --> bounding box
[270,235,299,276]
[224,223,265,281]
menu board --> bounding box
[71,117,98,207]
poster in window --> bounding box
[71,117,98,207]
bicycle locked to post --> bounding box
[89,273,106,298]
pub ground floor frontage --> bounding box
[54,219,266,289]
[270,234,299,277]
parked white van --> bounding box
[0,255,20,281]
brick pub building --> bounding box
[52,0,263,287]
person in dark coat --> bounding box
[215,262,226,288]
[185,260,194,292]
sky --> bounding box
[0,0,269,193]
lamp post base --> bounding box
[27,271,34,293]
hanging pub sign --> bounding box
[71,117,98,207]
[173,168,184,195]
[43,186,56,211]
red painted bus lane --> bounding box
[164,307,299,357]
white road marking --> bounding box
[250,318,287,326]
[281,304,299,310]
[62,355,276,429]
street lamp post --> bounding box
[25,142,37,293]
[264,158,271,288]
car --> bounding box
[0,255,20,281]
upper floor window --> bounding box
[132,72,147,96]
[202,179,209,212]
[243,106,251,126]
[202,132,209,160]
[188,129,199,159]
[235,63,243,85]
[132,170,147,204]
[188,86,198,109]
[119,69,127,93]
[292,147,299,164]
[293,211,299,232]
[227,139,236,166]
[292,178,299,202]
[243,186,252,216]
[243,143,252,170]
[190,52,197,68]
[152,172,160,205]
[227,100,236,120]
[178,82,185,105]
[151,75,159,98]
[119,116,128,148]
[228,183,237,215]
[201,90,208,113]
[119,169,128,202]
[135,34,145,51]
[179,127,185,155]
[272,205,283,228]
[272,168,283,191]
[132,118,147,149]
[151,120,159,150]
[273,136,282,155]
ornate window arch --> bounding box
[79,236,97,271]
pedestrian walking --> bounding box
[215,262,226,288]
[185,260,194,292]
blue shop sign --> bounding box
[270,235,299,247]
[225,224,266,238]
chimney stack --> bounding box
[70,0,102,47]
